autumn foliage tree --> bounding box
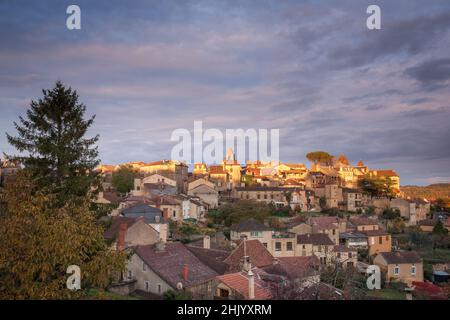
[0,82,126,299]
[0,172,126,299]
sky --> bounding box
[0,0,449,185]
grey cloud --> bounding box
[329,12,450,69]
[405,58,450,90]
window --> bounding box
[143,262,146,271]
[137,186,141,191]
[411,265,416,275]
[262,242,267,248]
[287,242,293,251]
[257,194,261,199]
[264,194,267,199]
[219,288,230,298]
[246,194,249,199]
[386,236,389,241]
[348,252,353,258]
[337,252,341,259]
[379,237,382,245]
[271,194,274,199]
[394,266,400,275]
[145,281,149,292]
[157,284,162,294]
[173,210,176,217]
[275,242,282,251]
[127,270,132,279]
[332,229,336,235]
[302,245,306,249]
[250,231,261,238]
[370,237,375,245]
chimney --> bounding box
[203,235,210,249]
[183,264,189,281]
[117,222,127,250]
[248,269,255,300]
[155,240,166,252]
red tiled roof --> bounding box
[263,256,320,279]
[310,216,339,230]
[334,245,357,253]
[224,240,275,272]
[209,165,226,175]
[104,217,138,240]
[379,251,421,264]
[102,191,122,204]
[350,217,379,226]
[135,242,218,289]
[216,271,272,300]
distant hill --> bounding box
[401,183,450,201]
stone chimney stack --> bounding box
[183,264,189,281]
[117,222,127,250]
[203,235,210,249]
[248,269,255,300]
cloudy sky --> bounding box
[1,0,449,185]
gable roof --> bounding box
[122,203,165,224]
[186,246,230,275]
[224,240,275,271]
[209,165,226,175]
[216,271,272,300]
[104,217,138,240]
[350,217,379,226]
[309,216,340,230]
[378,251,422,264]
[134,242,218,289]
[297,233,334,246]
[418,219,436,227]
[263,256,320,279]
[230,218,272,232]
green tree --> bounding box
[432,220,448,235]
[163,290,191,300]
[382,208,401,220]
[359,175,395,198]
[6,81,100,205]
[306,151,333,165]
[319,196,327,211]
[0,171,126,299]
[112,165,138,194]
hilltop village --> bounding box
[2,150,449,300]
[89,149,450,300]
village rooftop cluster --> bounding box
[83,149,450,300]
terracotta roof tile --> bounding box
[216,271,272,300]
[135,242,218,289]
[224,240,275,272]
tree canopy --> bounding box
[306,151,333,165]
[6,81,101,205]
[112,165,139,194]
[359,175,396,198]
[1,82,125,299]
[0,171,126,299]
